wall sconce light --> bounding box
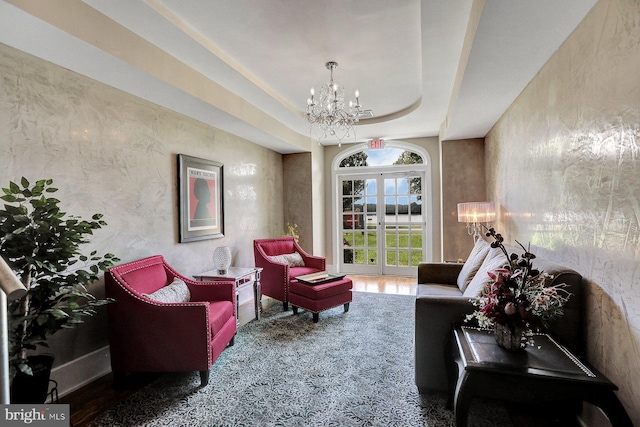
[457,201,496,240]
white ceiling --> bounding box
[0,0,598,153]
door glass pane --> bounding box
[385,225,398,249]
[367,250,377,265]
[343,180,353,195]
[411,250,423,266]
[344,248,354,264]
[365,179,377,195]
[343,213,355,229]
[385,250,397,266]
[343,231,354,247]
[384,178,396,195]
[385,196,396,216]
[397,178,409,194]
[365,230,377,248]
[398,250,410,266]
[398,227,409,248]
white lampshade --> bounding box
[457,202,496,224]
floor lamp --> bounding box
[457,201,496,241]
[0,256,27,404]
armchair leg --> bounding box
[344,303,350,312]
[313,313,319,323]
[199,370,210,387]
[228,336,235,347]
[292,306,299,315]
[283,302,289,311]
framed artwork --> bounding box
[178,154,224,242]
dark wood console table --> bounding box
[449,325,632,427]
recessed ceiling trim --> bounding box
[145,0,301,117]
[359,98,422,126]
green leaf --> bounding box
[20,177,30,188]
[50,309,69,319]
[18,363,33,376]
[36,314,49,325]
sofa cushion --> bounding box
[269,252,305,267]
[463,247,509,297]
[143,277,190,303]
[456,238,491,292]
[417,283,465,297]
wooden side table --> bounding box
[194,267,262,325]
[449,325,632,427]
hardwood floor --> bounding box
[61,275,415,427]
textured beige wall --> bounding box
[0,43,284,368]
[486,0,640,423]
[441,139,486,261]
[283,153,313,251]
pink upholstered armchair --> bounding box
[253,237,326,310]
[105,255,236,387]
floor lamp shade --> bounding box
[457,201,496,224]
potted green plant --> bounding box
[0,177,118,403]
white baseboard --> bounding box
[50,346,111,398]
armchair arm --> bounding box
[414,294,476,392]
[187,280,235,303]
[417,262,462,285]
[293,240,326,270]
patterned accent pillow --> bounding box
[269,252,306,267]
[143,277,191,303]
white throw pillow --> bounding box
[269,252,305,267]
[463,246,509,297]
[143,277,191,303]
[456,238,491,292]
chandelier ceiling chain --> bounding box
[305,61,362,146]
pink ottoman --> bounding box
[289,276,353,322]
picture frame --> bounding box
[178,154,224,242]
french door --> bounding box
[339,171,425,276]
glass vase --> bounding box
[494,322,526,351]
[213,246,232,275]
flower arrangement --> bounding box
[466,227,571,343]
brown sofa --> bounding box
[414,240,583,393]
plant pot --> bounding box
[11,354,54,404]
[494,322,526,351]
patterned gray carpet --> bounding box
[92,291,513,426]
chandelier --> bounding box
[305,61,362,145]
